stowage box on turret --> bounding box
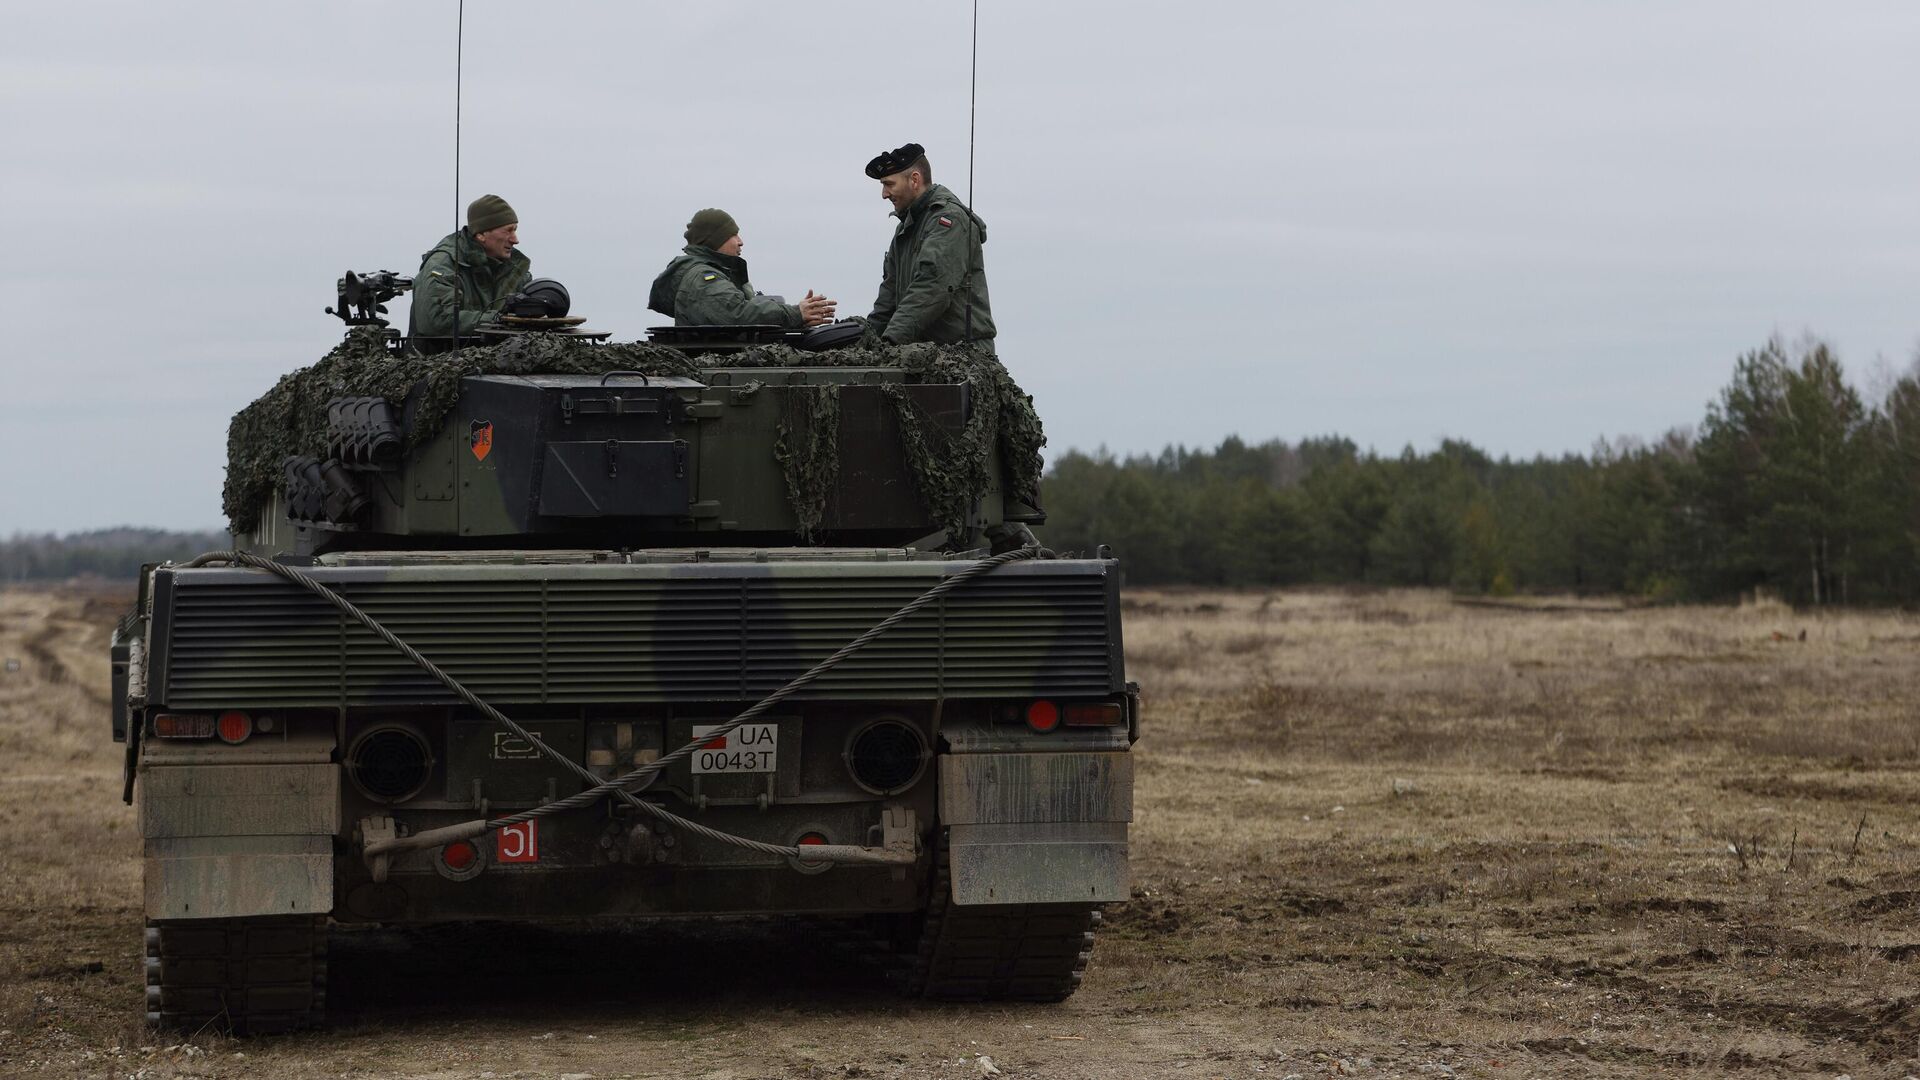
[111,313,1136,1032]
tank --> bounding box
[110,293,1136,1032]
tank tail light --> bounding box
[442,841,478,871]
[216,711,253,744]
[794,831,830,871]
[435,838,485,881]
[1025,700,1060,732]
[1063,703,1125,727]
[153,714,215,739]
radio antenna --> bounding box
[963,0,979,343]
[966,0,978,208]
[451,0,465,351]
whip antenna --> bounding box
[452,0,465,351]
[967,0,978,207]
[963,0,979,343]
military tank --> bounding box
[110,275,1136,1032]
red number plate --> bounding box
[497,820,539,863]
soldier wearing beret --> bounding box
[408,193,533,341]
[648,208,836,328]
[864,144,995,346]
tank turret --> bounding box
[228,320,1041,558]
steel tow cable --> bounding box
[177,544,1039,865]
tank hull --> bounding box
[118,549,1135,1026]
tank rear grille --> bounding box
[155,563,1119,707]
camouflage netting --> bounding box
[224,331,1046,543]
[773,384,842,540]
[223,329,702,531]
[718,341,1047,543]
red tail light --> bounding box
[216,710,252,744]
[154,714,215,739]
[435,838,485,880]
[442,841,478,871]
[1063,703,1124,727]
[796,831,828,869]
[1025,700,1060,732]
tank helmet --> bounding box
[503,278,571,318]
[865,143,925,180]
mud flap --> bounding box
[939,751,1132,905]
[144,836,334,919]
[140,763,338,920]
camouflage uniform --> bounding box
[648,245,801,327]
[869,184,995,345]
[408,228,533,339]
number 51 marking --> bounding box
[498,820,538,863]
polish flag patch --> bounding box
[938,216,953,227]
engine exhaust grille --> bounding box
[151,560,1123,708]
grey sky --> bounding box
[4,2,1917,532]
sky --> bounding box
[4,2,1918,533]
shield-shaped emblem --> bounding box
[469,419,493,461]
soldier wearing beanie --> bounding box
[648,208,836,328]
[863,143,994,346]
[408,193,533,342]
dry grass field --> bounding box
[2,583,1918,1078]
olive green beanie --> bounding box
[467,194,517,234]
[685,208,739,250]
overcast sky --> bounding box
[4,2,1917,532]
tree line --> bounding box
[0,528,228,583]
[1040,336,1920,605]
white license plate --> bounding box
[690,723,778,774]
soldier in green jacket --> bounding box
[864,144,994,346]
[648,209,836,327]
[408,194,532,341]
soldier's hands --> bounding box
[799,290,837,327]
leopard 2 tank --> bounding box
[110,301,1136,1032]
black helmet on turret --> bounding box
[503,277,571,318]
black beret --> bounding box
[865,142,925,180]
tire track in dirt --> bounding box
[18,611,109,706]
[1515,1035,1815,1073]
[1484,944,1920,1062]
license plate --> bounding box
[497,820,539,863]
[691,723,778,774]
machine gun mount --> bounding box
[326,270,414,327]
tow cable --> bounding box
[176,544,1039,869]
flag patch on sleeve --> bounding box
[938,216,953,227]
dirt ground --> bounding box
[3,583,1918,1079]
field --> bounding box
[3,584,1918,1078]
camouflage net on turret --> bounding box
[222,329,702,531]
[716,342,1046,544]
[773,385,842,541]
[223,331,1045,543]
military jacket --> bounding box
[868,184,994,345]
[647,246,800,327]
[408,228,532,339]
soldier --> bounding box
[648,209,836,327]
[408,194,532,340]
[864,143,994,346]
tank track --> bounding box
[903,833,1101,1002]
[145,916,328,1034]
